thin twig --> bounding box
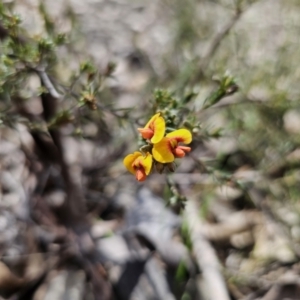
[196,1,260,78]
[0,22,27,44]
[36,69,62,99]
[199,11,242,72]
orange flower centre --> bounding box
[174,145,191,158]
[135,168,147,181]
[168,138,191,158]
[132,159,147,182]
[138,128,154,140]
[174,147,185,158]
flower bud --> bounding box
[155,162,165,174]
[167,162,176,172]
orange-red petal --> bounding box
[138,128,154,140]
[136,168,147,181]
[177,146,191,153]
[174,147,186,158]
[173,146,191,158]
[166,129,192,144]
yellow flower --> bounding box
[152,129,192,163]
[138,113,165,144]
[123,151,153,181]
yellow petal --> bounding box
[152,138,174,163]
[140,152,153,175]
[151,116,165,144]
[123,151,142,174]
[166,129,192,144]
[144,113,161,129]
[140,113,165,144]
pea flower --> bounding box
[138,113,165,144]
[123,151,153,182]
[152,129,192,163]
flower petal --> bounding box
[144,113,161,129]
[166,129,192,144]
[123,151,142,174]
[140,152,153,175]
[178,146,191,152]
[138,128,154,140]
[174,147,186,158]
[136,169,147,181]
[151,116,165,143]
[153,138,175,163]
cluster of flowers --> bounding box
[123,113,192,181]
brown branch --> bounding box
[5,17,88,231]
[185,197,231,300]
[2,15,112,299]
[40,90,86,225]
[36,69,62,99]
